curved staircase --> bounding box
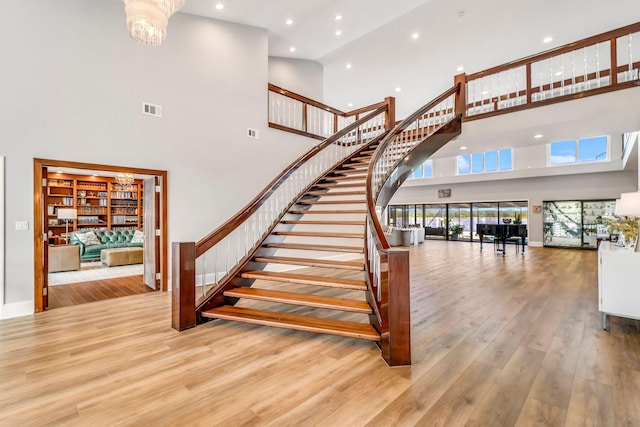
[173,85,463,366]
[201,144,380,341]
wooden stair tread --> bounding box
[298,199,365,205]
[312,183,365,189]
[341,164,369,169]
[305,190,366,197]
[333,169,369,175]
[264,242,364,253]
[253,256,364,270]
[223,287,372,313]
[323,175,367,182]
[273,231,363,238]
[241,270,366,290]
[281,220,365,225]
[289,209,367,215]
[202,306,380,341]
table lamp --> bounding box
[57,208,77,243]
[614,192,640,252]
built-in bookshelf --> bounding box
[46,173,144,242]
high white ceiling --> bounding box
[180,0,432,60]
[180,0,640,163]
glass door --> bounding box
[472,202,499,241]
[543,201,583,248]
[448,203,471,240]
[424,204,446,239]
[582,200,616,249]
[406,205,416,227]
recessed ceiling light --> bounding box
[56,170,63,174]
[335,30,342,36]
[395,87,402,92]
[456,66,464,72]
[93,174,99,177]
[289,46,296,52]
[346,63,352,69]
[554,71,563,76]
[481,90,489,95]
[347,103,353,107]
[412,32,419,40]
[534,134,544,139]
[215,3,224,10]
[285,18,293,25]
[543,36,553,43]
[460,146,468,150]
[335,14,342,21]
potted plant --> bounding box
[514,211,522,225]
[449,222,464,240]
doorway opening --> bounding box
[33,158,168,312]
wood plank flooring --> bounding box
[2,241,639,425]
[48,275,154,309]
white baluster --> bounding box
[596,42,601,88]
[583,47,588,91]
[560,55,565,95]
[629,33,635,81]
[571,51,576,93]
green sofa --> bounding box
[70,230,143,261]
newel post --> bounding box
[384,96,396,131]
[383,249,411,366]
[172,241,197,331]
[453,73,467,118]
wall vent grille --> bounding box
[142,102,162,117]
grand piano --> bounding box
[477,224,527,255]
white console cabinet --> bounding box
[598,242,640,330]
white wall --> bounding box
[390,170,638,244]
[0,157,4,316]
[0,1,314,314]
[268,57,324,101]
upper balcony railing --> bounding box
[268,83,385,140]
[460,22,640,120]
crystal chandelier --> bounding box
[115,173,135,186]
[123,0,185,46]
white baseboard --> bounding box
[528,241,543,247]
[1,301,34,320]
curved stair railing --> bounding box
[173,98,394,330]
[364,84,463,366]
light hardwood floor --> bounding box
[1,241,639,426]
[48,275,154,309]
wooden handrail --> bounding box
[268,83,344,115]
[467,22,640,81]
[196,105,388,257]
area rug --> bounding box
[48,261,143,286]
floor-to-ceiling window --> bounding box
[448,203,472,240]
[388,201,529,243]
[471,202,499,240]
[424,204,446,239]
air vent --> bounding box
[247,128,259,139]
[142,102,162,117]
